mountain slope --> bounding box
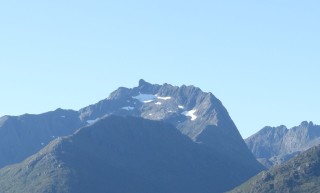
[79,79,263,174]
[228,144,320,193]
[0,109,83,168]
[0,116,255,193]
[246,121,320,167]
[0,79,263,189]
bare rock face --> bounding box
[246,121,320,168]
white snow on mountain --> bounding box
[182,109,197,121]
[132,93,157,103]
[155,102,162,105]
[87,118,99,124]
[121,106,135,110]
[156,96,172,100]
[178,105,184,109]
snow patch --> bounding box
[178,105,184,109]
[87,118,99,124]
[155,102,162,105]
[132,93,157,103]
[60,116,66,118]
[157,96,172,100]
[182,109,197,121]
[121,106,135,111]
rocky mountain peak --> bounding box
[0,80,263,187]
[138,78,150,87]
[78,80,238,141]
[257,125,288,136]
[299,121,314,128]
[246,121,320,168]
[76,80,260,168]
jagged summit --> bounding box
[258,125,288,136]
[246,121,320,168]
[78,80,264,181]
[300,120,314,128]
[138,78,151,86]
[79,79,238,142]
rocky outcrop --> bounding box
[246,121,320,167]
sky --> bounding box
[0,0,319,138]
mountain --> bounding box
[246,121,320,168]
[0,109,83,168]
[0,79,263,190]
[0,116,257,193]
[78,79,263,175]
[228,144,320,193]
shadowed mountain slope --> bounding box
[228,144,320,193]
[1,116,255,193]
[0,109,83,168]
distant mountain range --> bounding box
[228,144,320,193]
[0,79,264,192]
[246,121,320,168]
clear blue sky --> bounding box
[1,0,319,138]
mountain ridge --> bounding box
[0,79,263,192]
[246,121,320,168]
[228,143,320,193]
[0,116,256,193]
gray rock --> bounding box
[246,121,320,168]
[78,79,263,176]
